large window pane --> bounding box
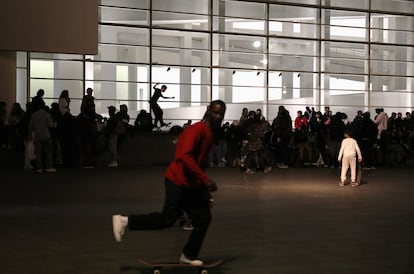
[30,79,83,108]
[269,5,318,39]
[99,26,149,46]
[30,53,83,61]
[371,76,413,93]
[213,17,266,35]
[270,21,318,39]
[100,6,148,26]
[269,54,317,72]
[321,74,367,114]
[268,72,317,103]
[371,14,414,32]
[371,14,414,45]
[152,11,209,31]
[270,38,317,56]
[100,0,149,9]
[323,57,365,74]
[153,0,209,15]
[152,47,210,67]
[31,60,83,79]
[322,10,367,41]
[152,30,210,50]
[269,38,317,71]
[87,63,148,82]
[371,60,414,77]
[213,34,266,53]
[372,44,414,62]
[273,0,318,5]
[371,89,413,112]
[371,29,414,45]
[212,0,266,19]
[371,44,414,67]
[322,0,368,9]
[371,0,414,14]
[322,41,366,74]
[213,51,266,69]
[323,42,366,59]
[212,68,265,104]
[96,44,149,63]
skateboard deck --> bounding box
[137,258,223,274]
[155,122,172,131]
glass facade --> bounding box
[23,0,414,124]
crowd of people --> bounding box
[1,89,414,173]
[207,105,414,174]
[0,88,134,172]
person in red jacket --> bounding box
[112,100,226,266]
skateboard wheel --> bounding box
[154,269,160,274]
[201,270,208,274]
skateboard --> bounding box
[155,122,172,131]
[137,258,223,274]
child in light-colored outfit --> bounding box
[338,131,362,187]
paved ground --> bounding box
[1,163,414,274]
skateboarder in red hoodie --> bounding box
[112,100,226,266]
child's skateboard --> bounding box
[137,258,223,274]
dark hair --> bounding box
[344,130,352,137]
[210,99,226,110]
[37,89,45,96]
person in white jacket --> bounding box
[338,131,362,187]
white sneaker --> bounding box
[181,223,194,231]
[264,166,272,174]
[245,168,255,174]
[112,215,127,242]
[108,161,118,168]
[179,254,203,266]
[277,163,288,169]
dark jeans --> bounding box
[360,139,375,167]
[128,178,212,259]
[279,134,291,165]
[151,102,164,126]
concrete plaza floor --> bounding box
[1,164,414,274]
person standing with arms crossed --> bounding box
[112,100,226,266]
[150,83,174,128]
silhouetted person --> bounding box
[150,83,174,128]
[134,109,153,131]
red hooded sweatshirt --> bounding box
[165,122,213,188]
